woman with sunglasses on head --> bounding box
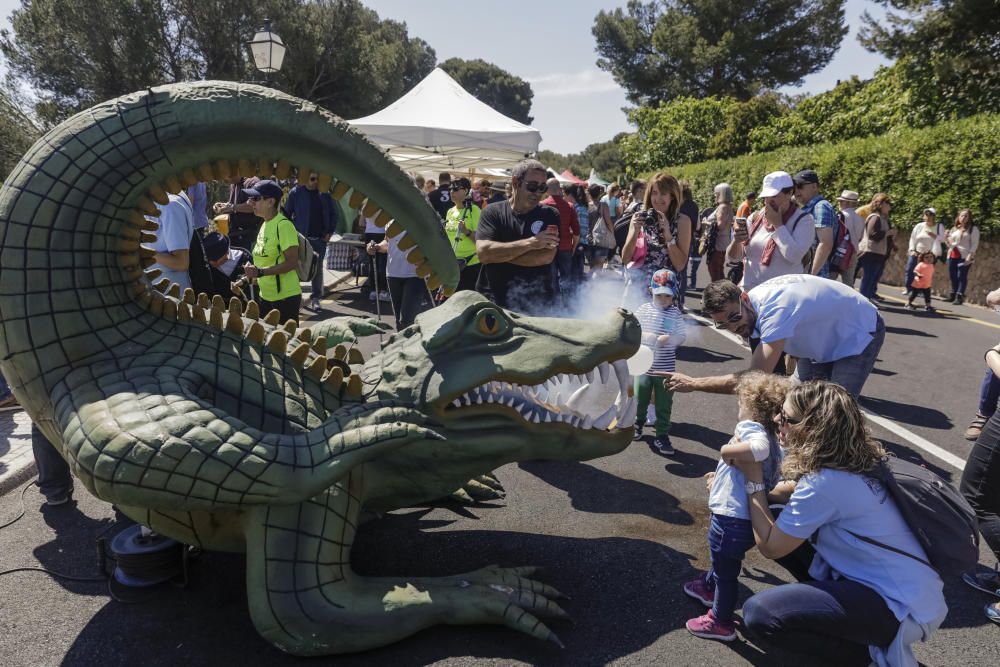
[621,172,692,309]
[733,381,947,665]
[241,180,302,325]
[856,193,893,303]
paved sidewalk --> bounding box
[0,408,36,495]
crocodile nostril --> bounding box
[617,307,632,316]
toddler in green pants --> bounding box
[634,269,687,455]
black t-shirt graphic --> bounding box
[431,185,453,220]
[475,201,559,313]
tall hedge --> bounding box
[663,113,1000,236]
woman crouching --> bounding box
[734,381,947,666]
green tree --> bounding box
[593,0,848,106]
[620,96,738,173]
[439,57,533,124]
[0,84,40,181]
[859,0,1000,119]
[0,0,436,125]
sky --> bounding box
[0,0,891,154]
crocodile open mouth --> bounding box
[444,360,637,431]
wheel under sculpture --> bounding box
[0,82,640,655]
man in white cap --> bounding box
[835,190,864,287]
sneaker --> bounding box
[925,305,935,313]
[633,422,645,441]
[683,572,715,608]
[309,298,322,310]
[377,290,392,303]
[987,602,1000,625]
[368,291,377,302]
[965,414,989,441]
[904,303,916,310]
[0,393,19,411]
[963,569,1000,597]
[652,435,675,456]
[45,493,72,507]
[686,609,737,642]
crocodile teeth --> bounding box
[613,361,631,398]
[585,369,595,383]
[593,405,616,430]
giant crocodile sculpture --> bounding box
[0,82,640,655]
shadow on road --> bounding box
[61,521,699,666]
[885,325,938,338]
[677,347,743,364]
[862,396,953,430]
[518,460,694,526]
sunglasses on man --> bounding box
[520,181,547,193]
[777,411,802,427]
[714,299,744,329]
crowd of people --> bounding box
[1,157,998,666]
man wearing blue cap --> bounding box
[241,180,303,324]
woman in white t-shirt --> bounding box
[904,208,944,295]
[734,381,947,666]
[945,208,979,305]
[727,171,814,291]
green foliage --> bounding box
[622,96,736,173]
[539,135,628,181]
[439,58,533,125]
[593,0,847,106]
[0,86,40,182]
[748,66,913,152]
[859,0,1000,120]
[0,0,437,125]
[661,113,1000,236]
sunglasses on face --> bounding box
[248,195,261,202]
[777,411,802,428]
[713,300,744,329]
[309,175,318,182]
[521,181,546,193]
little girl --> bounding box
[684,371,789,641]
[906,250,937,312]
[633,269,686,456]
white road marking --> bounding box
[686,310,966,471]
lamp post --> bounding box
[248,18,286,84]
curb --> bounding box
[0,459,37,497]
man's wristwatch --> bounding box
[745,480,767,495]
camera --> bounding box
[644,209,658,224]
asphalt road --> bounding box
[2,273,999,667]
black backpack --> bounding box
[613,202,642,254]
[848,456,980,577]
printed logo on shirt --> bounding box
[530,220,545,235]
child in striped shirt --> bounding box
[634,269,687,455]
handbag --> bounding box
[626,228,647,269]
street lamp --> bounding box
[248,19,286,81]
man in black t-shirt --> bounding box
[475,159,560,314]
[430,172,453,220]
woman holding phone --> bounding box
[726,171,814,291]
[621,172,692,309]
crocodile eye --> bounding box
[477,313,502,336]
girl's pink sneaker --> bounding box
[686,610,737,642]
[682,572,715,607]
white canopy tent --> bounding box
[348,68,542,173]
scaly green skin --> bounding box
[0,82,641,655]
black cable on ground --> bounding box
[0,478,36,530]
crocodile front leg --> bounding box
[244,469,568,655]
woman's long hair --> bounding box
[954,208,975,230]
[642,172,681,220]
[780,381,886,481]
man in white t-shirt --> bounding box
[146,192,195,291]
[666,274,884,397]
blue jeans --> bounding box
[948,256,970,295]
[744,579,899,664]
[793,313,884,397]
[707,514,756,623]
[307,238,327,300]
[32,425,73,501]
[688,256,701,289]
[904,254,919,293]
[857,252,885,299]
[0,370,9,399]
[979,368,1000,417]
[553,250,575,299]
